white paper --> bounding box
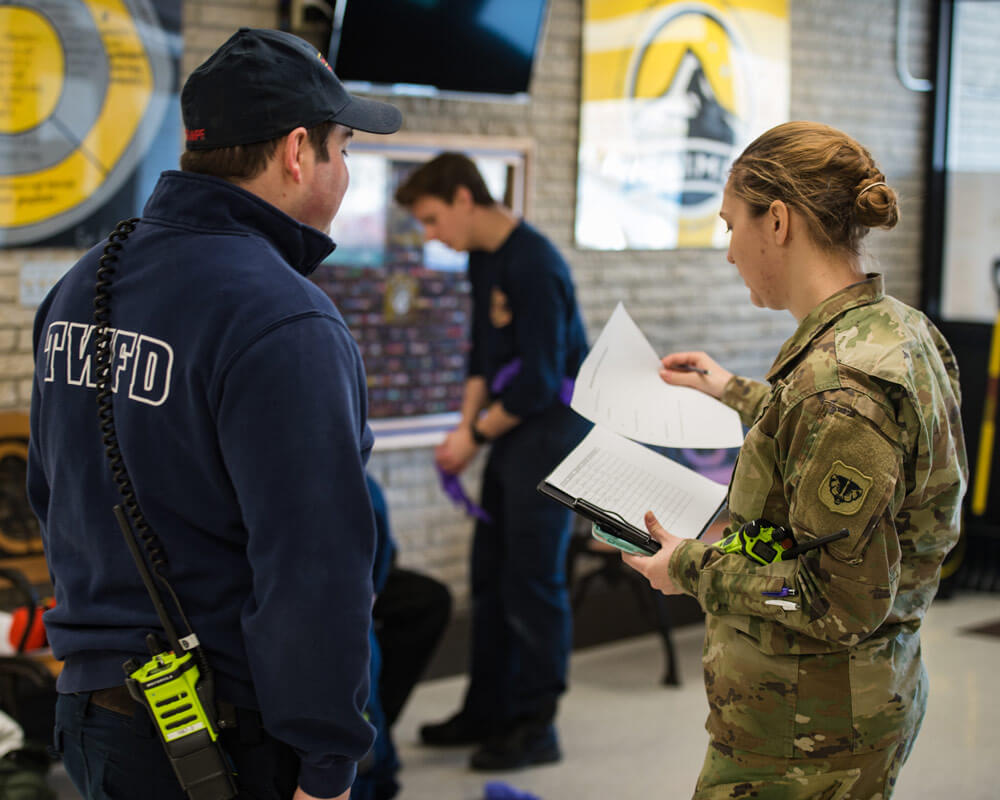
[571,303,744,448]
[545,426,727,539]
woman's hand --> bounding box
[659,351,732,400]
[621,511,686,595]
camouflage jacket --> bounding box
[668,274,967,759]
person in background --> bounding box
[352,474,451,800]
[28,28,401,800]
[394,153,590,771]
[369,492,452,736]
[623,121,967,798]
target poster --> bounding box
[575,0,788,250]
[0,0,181,248]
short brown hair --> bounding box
[180,121,336,182]
[729,121,899,255]
[394,152,494,208]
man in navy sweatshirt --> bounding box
[394,154,590,771]
[27,29,400,800]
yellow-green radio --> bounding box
[719,519,850,565]
[126,648,218,743]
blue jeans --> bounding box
[54,692,299,799]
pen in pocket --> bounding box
[764,599,799,611]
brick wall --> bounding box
[0,0,936,608]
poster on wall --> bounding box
[0,0,181,249]
[575,0,788,250]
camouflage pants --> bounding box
[692,735,917,800]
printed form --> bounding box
[570,303,744,449]
[544,426,727,538]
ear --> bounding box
[768,200,790,246]
[280,127,310,184]
[451,185,474,210]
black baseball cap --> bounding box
[182,28,402,150]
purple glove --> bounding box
[437,465,493,524]
[442,359,575,521]
[491,357,574,405]
[484,781,542,800]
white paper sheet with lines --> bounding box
[544,426,727,538]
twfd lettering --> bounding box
[186,128,205,142]
[43,321,174,406]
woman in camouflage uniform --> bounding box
[624,121,968,799]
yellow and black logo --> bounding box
[819,460,873,516]
[624,3,752,244]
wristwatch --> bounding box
[469,421,490,445]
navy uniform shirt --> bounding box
[467,221,587,419]
[28,171,376,797]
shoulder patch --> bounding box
[818,460,872,515]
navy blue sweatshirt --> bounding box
[468,221,588,417]
[27,171,376,797]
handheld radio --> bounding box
[718,519,849,565]
[94,219,237,800]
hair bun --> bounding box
[854,179,899,230]
[730,122,898,254]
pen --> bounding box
[667,364,710,376]
[761,587,796,597]
[764,599,799,611]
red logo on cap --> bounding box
[316,52,334,74]
[186,128,206,142]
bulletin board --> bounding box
[314,133,532,449]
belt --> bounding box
[90,685,137,716]
[89,685,251,732]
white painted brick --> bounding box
[0,353,34,377]
[16,378,33,406]
[0,305,37,327]
[0,382,18,409]
[0,254,19,277]
[15,329,33,353]
[0,275,19,302]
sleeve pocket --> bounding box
[789,404,902,565]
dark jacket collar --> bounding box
[766,273,885,382]
[142,170,335,276]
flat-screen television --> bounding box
[328,0,549,100]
